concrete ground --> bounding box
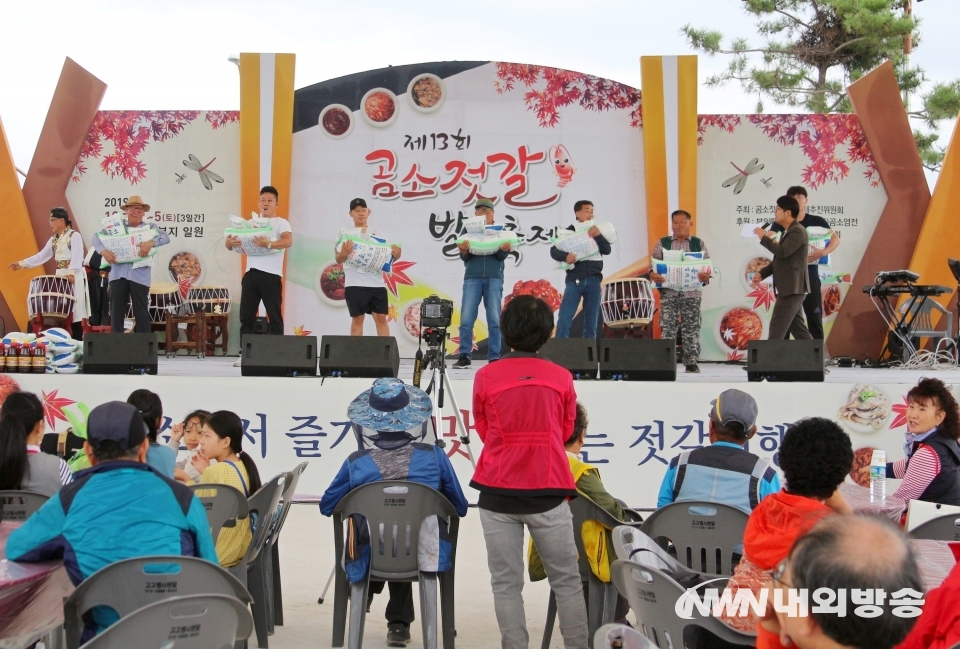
[268,503,590,649]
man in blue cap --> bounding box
[454,197,512,367]
[657,388,780,513]
[6,400,217,641]
[320,378,468,646]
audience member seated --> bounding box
[896,553,960,649]
[320,378,468,647]
[127,389,177,478]
[718,417,853,649]
[191,410,262,568]
[528,402,640,623]
[885,377,960,507]
[761,514,923,649]
[6,401,216,642]
[470,295,589,649]
[0,391,72,495]
[657,388,779,513]
[168,409,210,483]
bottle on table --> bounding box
[0,342,6,373]
[33,343,47,374]
[870,449,887,503]
[19,344,33,373]
[7,343,20,373]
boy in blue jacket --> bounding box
[6,401,216,642]
[320,378,468,647]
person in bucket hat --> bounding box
[91,194,170,333]
[656,388,780,513]
[320,378,468,646]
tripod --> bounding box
[416,331,477,469]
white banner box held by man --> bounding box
[337,228,396,273]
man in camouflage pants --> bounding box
[650,210,712,373]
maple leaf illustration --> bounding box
[383,261,416,298]
[42,389,76,429]
[449,336,480,352]
[387,304,399,323]
[727,350,745,362]
[747,285,776,311]
[176,274,193,299]
[293,325,312,336]
[721,327,735,342]
[890,397,910,429]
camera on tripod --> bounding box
[420,295,454,329]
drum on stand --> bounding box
[185,286,232,315]
[27,275,76,326]
[125,282,184,325]
[601,279,655,332]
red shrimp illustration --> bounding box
[550,144,576,187]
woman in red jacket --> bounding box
[471,295,588,649]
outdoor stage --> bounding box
[6,357,956,507]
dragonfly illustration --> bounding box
[722,158,764,194]
[760,177,772,188]
[174,173,187,184]
[182,154,224,191]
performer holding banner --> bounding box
[226,186,293,366]
[335,198,401,337]
[769,185,840,340]
[550,200,612,339]
[454,198,512,368]
[92,196,170,334]
[650,210,712,374]
[752,195,813,341]
[9,207,90,336]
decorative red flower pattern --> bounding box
[697,115,741,145]
[890,396,909,429]
[747,284,777,311]
[383,261,416,298]
[293,325,313,336]
[42,389,76,429]
[727,350,746,362]
[747,114,879,189]
[494,63,642,129]
[205,111,240,130]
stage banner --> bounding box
[64,111,241,346]
[3,373,939,508]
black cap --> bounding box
[350,198,368,210]
[87,401,147,450]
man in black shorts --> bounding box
[335,198,401,336]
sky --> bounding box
[2,0,957,185]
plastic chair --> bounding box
[541,495,644,649]
[330,480,461,649]
[261,462,309,632]
[910,512,960,542]
[237,474,286,649]
[189,484,250,541]
[63,555,252,649]
[0,490,49,522]
[610,559,755,648]
[900,298,953,343]
[640,502,749,576]
[594,623,655,649]
[77,594,253,649]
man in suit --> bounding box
[751,195,813,340]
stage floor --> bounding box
[157,354,958,384]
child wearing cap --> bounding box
[336,198,402,337]
[320,378,468,647]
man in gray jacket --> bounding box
[751,195,813,341]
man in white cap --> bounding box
[657,388,780,513]
[320,378,468,647]
[92,196,170,333]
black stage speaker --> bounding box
[540,338,597,379]
[241,335,317,377]
[599,339,676,381]
[83,333,158,375]
[747,340,824,382]
[318,335,400,378]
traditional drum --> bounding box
[125,282,183,325]
[27,275,76,325]
[185,286,232,315]
[601,278,655,329]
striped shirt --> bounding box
[890,446,941,503]
[26,445,72,488]
[651,235,711,299]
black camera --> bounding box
[420,294,454,328]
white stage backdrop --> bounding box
[4,373,938,508]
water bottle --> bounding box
[870,450,887,502]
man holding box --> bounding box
[92,195,170,334]
[650,209,712,373]
[226,186,293,366]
